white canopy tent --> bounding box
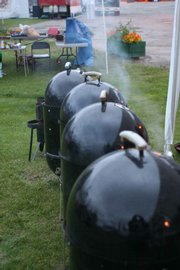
[0,0,29,18]
[164,0,180,156]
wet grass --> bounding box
[0,42,66,269]
[0,42,179,269]
[0,18,45,31]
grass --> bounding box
[0,36,66,269]
[0,20,179,269]
[0,18,44,30]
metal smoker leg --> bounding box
[28,128,34,162]
[32,142,41,161]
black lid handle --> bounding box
[119,131,148,158]
[84,71,102,83]
[100,90,107,112]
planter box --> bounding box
[121,41,146,58]
[107,32,146,58]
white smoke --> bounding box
[78,2,164,151]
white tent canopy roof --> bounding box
[0,0,29,19]
[164,0,180,156]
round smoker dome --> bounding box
[60,72,127,134]
[45,65,84,107]
[61,102,149,220]
[67,131,180,270]
[43,63,85,175]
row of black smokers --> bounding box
[30,63,180,270]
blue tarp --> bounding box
[65,18,93,66]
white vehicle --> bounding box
[94,0,120,16]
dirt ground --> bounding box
[32,2,175,68]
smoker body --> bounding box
[61,103,149,219]
[60,76,127,135]
[43,65,84,175]
[67,132,180,270]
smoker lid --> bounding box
[66,148,180,262]
[44,69,84,107]
[60,80,127,124]
[61,103,148,166]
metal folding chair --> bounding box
[31,41,51,69]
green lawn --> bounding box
[1,18,44,31]
[0,22,179,269]
[0,42,64,270]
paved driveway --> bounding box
[32,2,175,67]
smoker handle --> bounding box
[65,62,72,75]
[119,131,148,158]
[100,90,108,112]
[65,62,71,70]
[100,90,107,101]
[84,71,102,84]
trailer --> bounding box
[33,0,82,18]
[94,0,120,16]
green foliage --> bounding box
[116,20,135,37]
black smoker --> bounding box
[67,131,180,270]
[60,71,127,135]
[61,96,149,221]
[43,63,84,175]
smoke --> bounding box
[78,3,164,152]
[107,59,132,102]
[79,0,131,81]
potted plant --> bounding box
[107,21,146,59]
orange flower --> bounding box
[121,32,142,43]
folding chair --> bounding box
[31,41,51,69]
